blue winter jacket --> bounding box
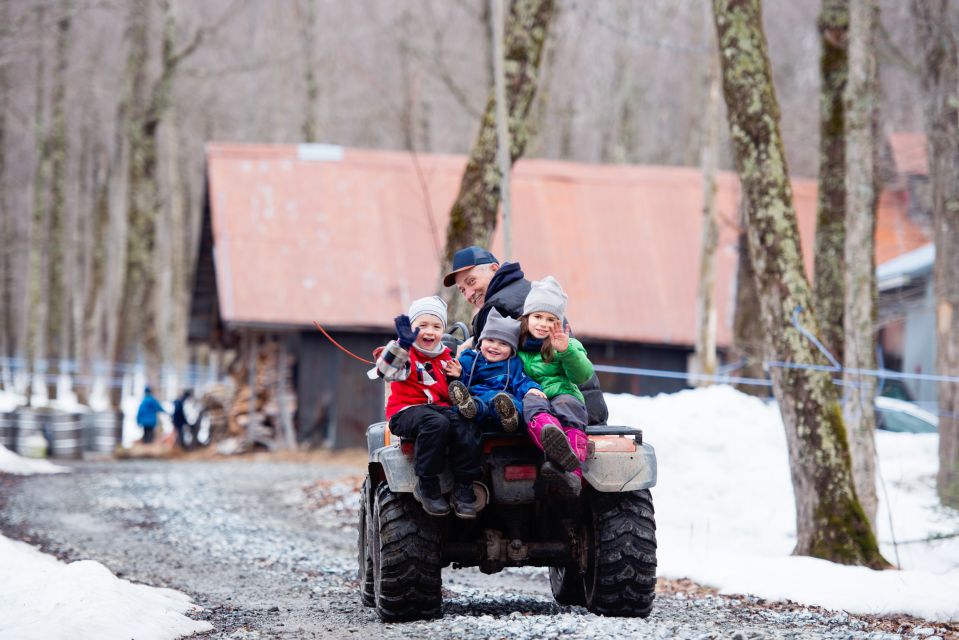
[136,395,165,427]
[458,349,541,401]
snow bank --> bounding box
[0,535,212,640]
[606,385,959,621]
[0,444,69,475]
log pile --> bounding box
[221,339,297,449]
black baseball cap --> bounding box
[443,246,498,286]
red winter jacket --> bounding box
[372,340,455,419]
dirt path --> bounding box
[0,457,951,639]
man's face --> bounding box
[454,264,498,309]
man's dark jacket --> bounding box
[471,261,609,425]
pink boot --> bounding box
[527,412,561,452]
[529,413,580,472]
[566,428,589,466]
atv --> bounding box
[357,389,658,621]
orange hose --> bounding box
[312,321,375,365]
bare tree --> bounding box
[843,0,881,529]
[692,34,722,385]
[111,0,210,403]
[813,0,848,362]
[712,0,887,567]
[440,0,556,322]
[912,0,959,508]
[297,0,319,142]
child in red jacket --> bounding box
[369,296,481,519]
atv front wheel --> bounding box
[584,489,657,617]
[357,477,375,607]
[372,483,443,621]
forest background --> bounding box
[0,0,927,397]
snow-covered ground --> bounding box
[1,438,209,639]
[0,534,212,640]
[606,385,959,621]
[0,444,70,475]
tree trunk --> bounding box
[43,3,73,401]
[440,0,555,323]
[912,0,959,508]
[297,0,319,142]
[712,0,888,568]
[692,43,721,385]
[730,194,768,396]
[28,5,51,406]
[0,5,9,391]
[843,0,880,529]
[813,0,848,363]
[111,0,154,406]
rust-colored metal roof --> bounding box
[888,132,928,176]
[205,143,925,347]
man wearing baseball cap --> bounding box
[444,245,608,425]
[443,245,531,343]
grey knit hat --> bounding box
[523,276,568,321]
[479,308,520,353]
[408,296,447,329]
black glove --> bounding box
[394,315,420,349]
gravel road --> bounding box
[0,457,952,639]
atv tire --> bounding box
[372,483,443,621]
[584,489,657,617]
[357,477,375,607]
[549,565,586,606]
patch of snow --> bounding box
[0,445,69,475]
[605,385,959,621]
[0,534,211,640]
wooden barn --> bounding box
[188,142,927,448]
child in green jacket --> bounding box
[517,276,594,497]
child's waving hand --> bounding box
[548,322,570,352]
[444,359,462,377]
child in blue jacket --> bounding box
[448,309,545,432]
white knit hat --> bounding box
[408,296,448,329]
[523,276,567,321]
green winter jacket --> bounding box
[517,338,594,403]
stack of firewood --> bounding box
[224,340,297,448]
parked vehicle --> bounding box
[875,396,938,434]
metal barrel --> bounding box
[84,411,122,454]
[0,412,16,450]
[15,408,49,458]
[48,411,84,459]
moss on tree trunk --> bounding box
[712,0,888,568]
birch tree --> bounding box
[813,0,848,362]
[440,0,555,321]
[843,0,880,528]
[712,0,887,567]
[912,0,959,508]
